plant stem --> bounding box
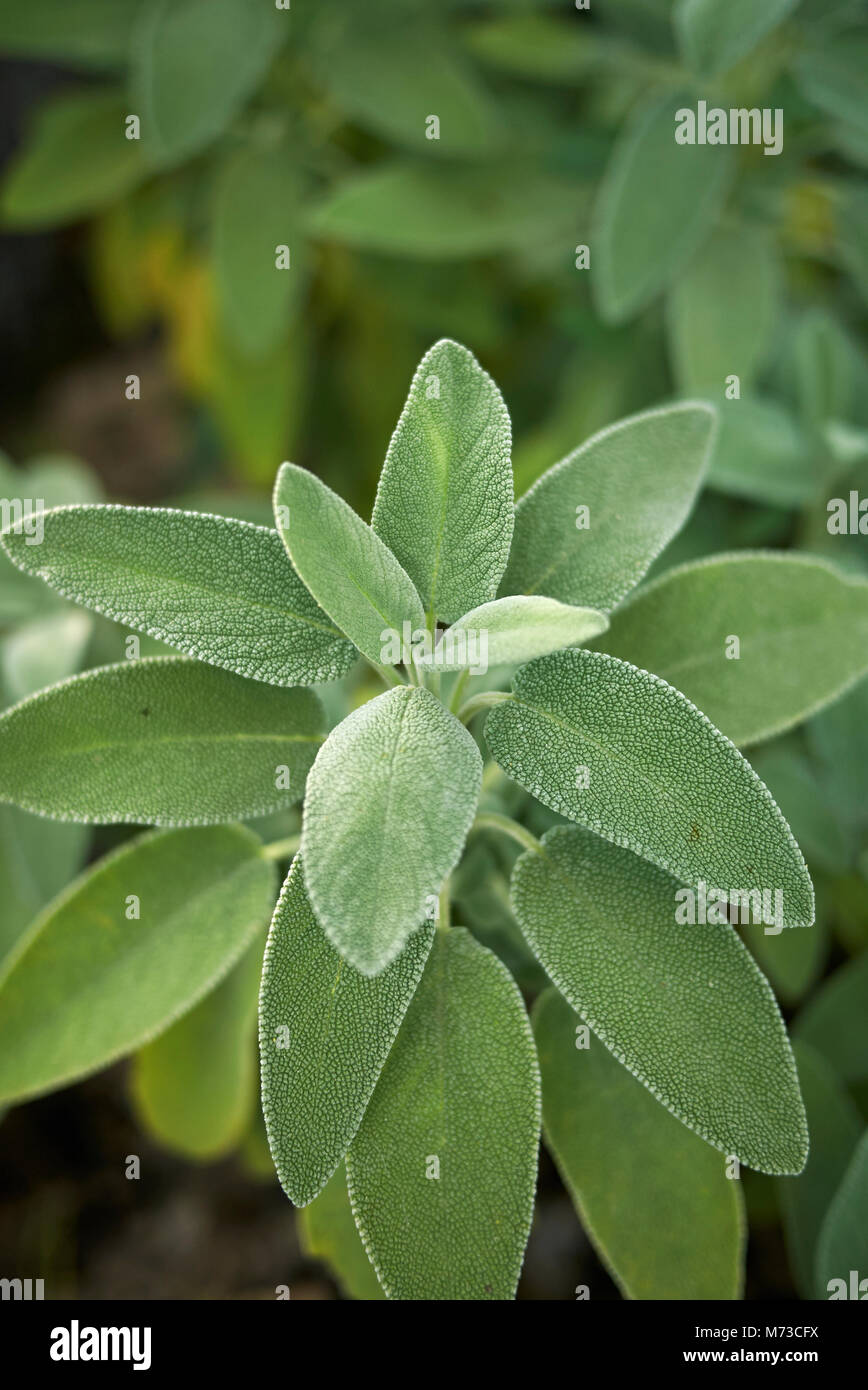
[367,659,404,689]
[448,668,471,713]
[456,690,512,725]
[470,811,543,857]
[261,835,301,861]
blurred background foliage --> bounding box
[0,0,867,1300]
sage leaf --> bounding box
[666,225,780,393]
[500,404,715,612]
[1,610,92,704]
[533,988,745,1299]
[213,145,307,358]
[748,743,852,877]
[0,806,88,964]
[816,1131,868,1300]
[131,0,282,165]
[807,678,868,835]
[346,927,540,1300]
[796,952,868,1085]
[794,29,868,134]
[259,855,433,1205]
[423,595,608,672]
[592,93,734,323]
[130,934,262,1160]
[0,0,142,69]
[776,1042,863,1295]
[1,505,357,686]
[512,826,808,1174]
[299,1163,385,1301]
[675,0,800,77]
[597,554,868,747]
[486,649,814,928]
[302,687,481,975]
[0,825,276,1104]
[0,657,324,826]
[742,913,829,1010]
[707,397,816,508]
[0,89,150,228]
[274,464,424,666]
[372,339,513,623]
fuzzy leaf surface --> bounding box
[500,404,715,612]
[347,928,540,1300]
[259,855,433,1205]
[597,554,868,747]
[0,657,324,825]
[533,988,745,1299]
[512,827,807,1174]
[1,505,357,686]
[486,649,814,927]
[372,339,513,623]
[302,687,481,974]
[0,825,275,1103]
[274,464,424,666]
[423,595,608,672]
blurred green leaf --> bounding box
[796,953,868,1086]
[0,824,276,1104]
[777,1042,863,1296]
[533,987,745,1299]
[0,0,144,67]
[0,806,89,965]
[675,0,800,77]
[213,144,307,358]
[130,932,262,1160]
[816,1129,868,1299]
[667,225,781,394]
[131,0,283,164]
[706,397,816,507]
[808,678,868,836]
[593,93,734,323]
[1,610,93,704]
[1,89,150,228]
[793,28,868,133]
[748,742,853,876]
[299,1162,385,1301]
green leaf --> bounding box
[310,162,581,261]
[302,687,481,975]
[512,827,807,1174]
[274,464,424,667]
[372,339,513,624]
[346,927,540,1300]
[1,505,357,686]
[816,1130,868,1299]
[0,806,89,965]
[0,657,324,826]
[808,678,868,835]
[0,824,275,1104]
[130,934,262,1160]
[314,18,500,157]
[299,1162,385,1301]
[776,1042,863,1295]
[592,94,734,323]
[0,0,143,68]
[259,855,433,1206]
[486,649,814,928]
[796,953,868,1085]
[500,404,715,612]
[1,610,92,704]
[706,397,816,508]
[666,226,780,394]
[675,0,800,77]
[423,595,608,672]
[748,743,852,877]
[794,29,868,134]
[533,988,745,1299]
[1,90,150,228]
[131,0,283,165]
[597,554,868,747]
[213,145,307,358]
[741,912,829,1009]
